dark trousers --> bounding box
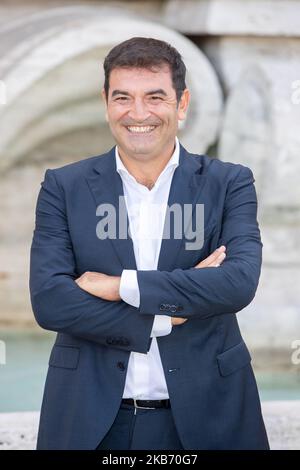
[97,403,184,450]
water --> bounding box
[0,330,54,412]
[0,331,299,412]
[255,371,300,401]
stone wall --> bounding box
[0,0,299,367]
[1,402,300,449]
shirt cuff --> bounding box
[120,269,140,308]
[120,270,172,337]
[150,315,172,338]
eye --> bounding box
[115,96,129,101]
[150,96,163,101]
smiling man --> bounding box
[30,37,269,450]
[104,66,187,178]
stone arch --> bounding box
[0,5,222,173]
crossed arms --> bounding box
[74,247,227,326]
[30,165,262,353]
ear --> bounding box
[101,88,109,122]
[177,88,190,121]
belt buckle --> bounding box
[133,398,156,410]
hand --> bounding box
[75,272,121,301]
[171,246,226,326]
[194,245,226,269]
[171,317,188,326]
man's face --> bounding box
[102,65,189,161]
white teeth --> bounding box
[127,126,155,133]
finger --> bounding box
[209,252,226,267]
[199,246,226,267]
[171,317,187,324]
[172,318,188,326]
[194,246,226,268]
[207,251,226,267]
[197,251,226,269]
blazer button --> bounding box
[170,305,177,313]
[117,362,126,371]
[159,303,166,311]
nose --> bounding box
[128,98,151,122]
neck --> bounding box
[118,140,176,188]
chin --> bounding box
[133,148,156,157]
[129,142,156,154]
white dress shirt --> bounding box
[116,137,180,400]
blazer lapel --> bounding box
[85,147,137,270]
[157,144,207,271]
[85,144,207,273]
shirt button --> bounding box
[117,362,126,371]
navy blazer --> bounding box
[30,143,269,449]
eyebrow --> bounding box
[111,89,168,97]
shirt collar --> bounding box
[115,136,180,179]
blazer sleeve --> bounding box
[136,166,263,319]
[29,169,154,353]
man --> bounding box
[30,37,269,450]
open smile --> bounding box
[126,125,157,134]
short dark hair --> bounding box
[103,37,186,102]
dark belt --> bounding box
[122,398,171,410]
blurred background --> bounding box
[0,0,299,449]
